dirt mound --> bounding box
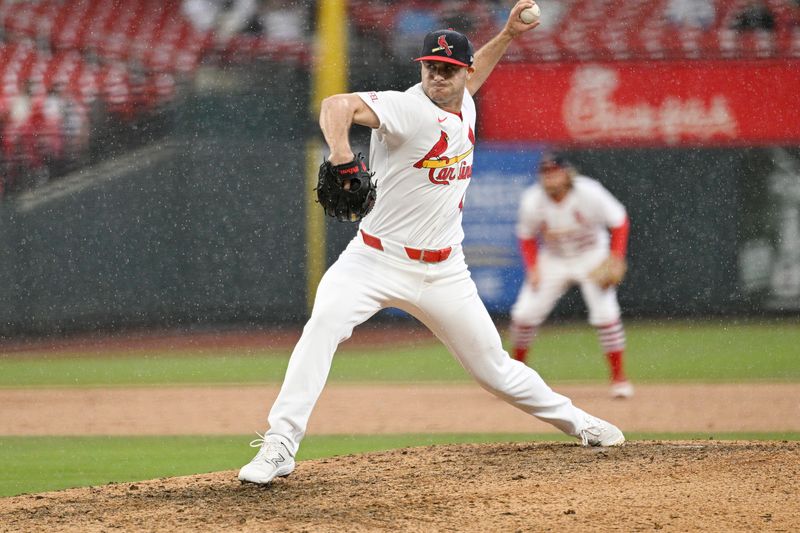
[3,440,798,532]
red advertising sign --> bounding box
[480,60,800,146]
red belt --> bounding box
[361,230,452,263]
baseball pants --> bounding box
[266,235,593,455]
[510,249,622,327]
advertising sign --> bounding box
[481,60,800,146]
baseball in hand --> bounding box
[519,4,541,24]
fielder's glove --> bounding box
[588,256,628,290]
[316,154,377,222]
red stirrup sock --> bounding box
[513,346,529,363]
[606,350,626,382]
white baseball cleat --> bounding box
[610,380,635,399]
[579,415,626,447]
[238,433,295,484]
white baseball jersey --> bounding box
[357,83,476,250]
[516,176,627,257]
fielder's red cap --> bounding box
[414,29,474,67]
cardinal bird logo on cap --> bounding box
[433,35,453,56]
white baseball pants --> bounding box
[511,249,622,327]
[266,235,594,455]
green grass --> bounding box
[1,320,798,387]
[532,320,800,382]
[2,432,799,498]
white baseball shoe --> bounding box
[610,380,635,399]
[238,433,295,484]
[579,415,626,447]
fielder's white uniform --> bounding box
[265,84,601,455]
[511,177,628,327]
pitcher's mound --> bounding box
[3,440,798,532]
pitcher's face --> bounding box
[421,61,469,108]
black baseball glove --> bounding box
[316,153,377,222]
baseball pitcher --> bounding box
[239,1,625,486]
[509,153,634,399]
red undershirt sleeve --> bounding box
[518,237,539,270]
[609,216,630,258]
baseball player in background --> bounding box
[508,153,634,399]
[239,1,625,486]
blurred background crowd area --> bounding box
[352,0,800,64]
[2,0,799,200]
[0,0,311,198]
